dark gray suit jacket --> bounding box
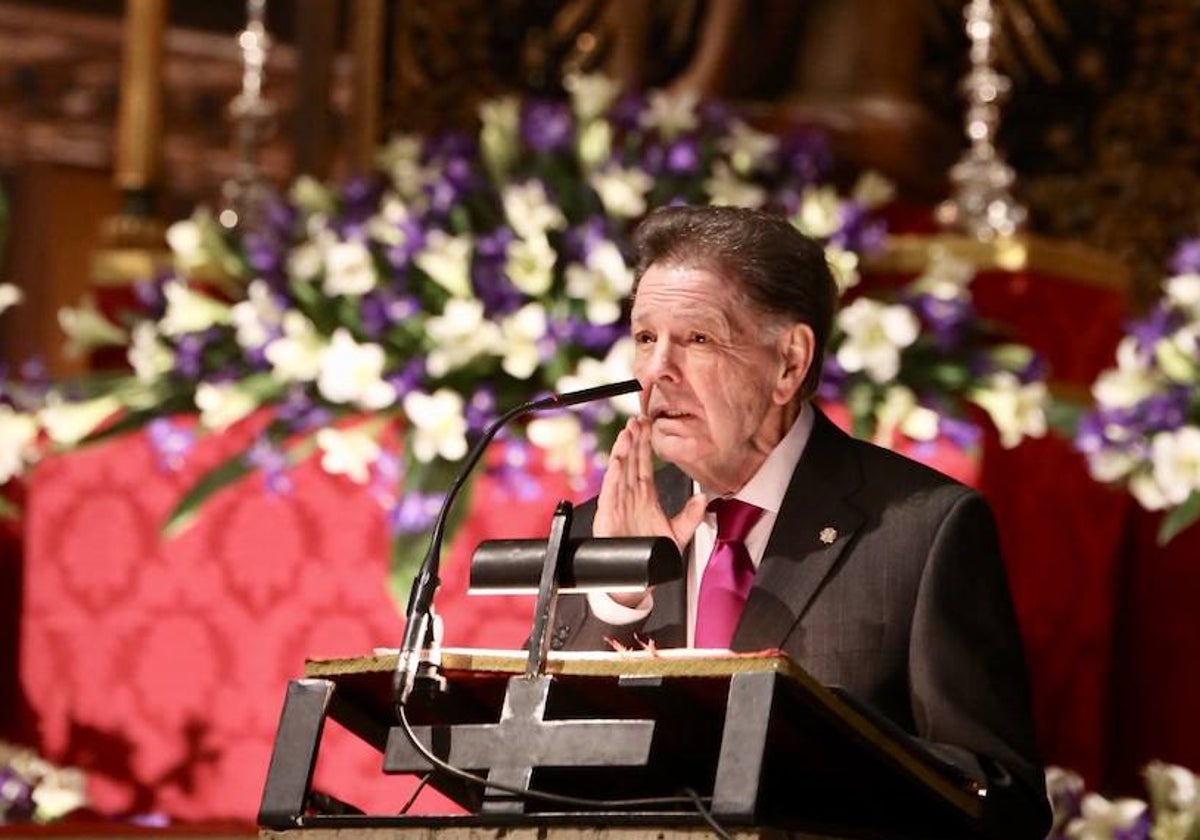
[551,407,1050,840]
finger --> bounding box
[634,417,655,496]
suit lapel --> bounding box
[732,408,866,651]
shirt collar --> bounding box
[696,402,814,514]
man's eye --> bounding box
[691,333,709,344]
[634,331,655,344]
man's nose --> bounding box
[636,341,679,382]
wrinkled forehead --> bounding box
[631,263,744,320]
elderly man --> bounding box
[551,205,1050,840]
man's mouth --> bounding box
[651,408,692,421]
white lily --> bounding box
[825,244,861,293]
[127,322,176,383]
[58,296,128,358]
[499,303,548,380]
[366,193,415,248]
[414,230,474,299]
[851,170,897,209]
[557,336,640,419]
[166,212,239,276]
[0,404,39,483]
[835,298,920,384]
[1165,272,1200,317]
[564,72,619,121]
[527,413,588,476]
[638,89,699,139]
[502,181,567,241]
[564,240,634,325]
[505,234,557,296]
[425,298,502,377]
[316,426,381,484]
[159,280,232,337]
[718,119,778,175]
[0,283,23,315]
[403,389,468,463]
[289,174,337,214]
[265,311,325,383]
[970,372,1048,449]
[287,241,324,283]
[316,328,396,410]
[1066,793,1147,840]
[792,185,844,239]
[704,161,766,209]
[1086,448,1140,483]
[589,166,654,219]
[1092,338,1160,409]
[322,239,378,297]
[873,385,939,445]
[1156,327,1200,384]
[38,393,121,446]
[195,381,258,431]
[577,119,613,172]
[1149,426,1200,506]
[479,97,520,181]
[231,280,285,349]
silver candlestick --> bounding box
[220,0,275,231]
[936,0,1027,241]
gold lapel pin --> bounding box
[819,527,837,545]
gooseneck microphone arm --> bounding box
[392,378,642,709]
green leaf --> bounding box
[0,494,19,521]
[387,457,477,606]
[1045,397,1087,438]
[163,452,256,538]
[78,392,195,447]
[1158,491,1200,546]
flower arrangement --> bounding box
[0,741,87,825]
[1048,762,1200,840]
[1076,238,1200,544]
[0,76,890,592]
[821,247,1049,452]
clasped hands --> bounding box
[595,417,707,608]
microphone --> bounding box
[392,378,642,708]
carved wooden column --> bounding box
[92,0,171,287]
[347,0,385,174]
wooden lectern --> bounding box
[258,648,988,840]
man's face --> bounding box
[631,262,800,493]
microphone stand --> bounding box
[392,379,641,711]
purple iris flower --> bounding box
[387,357,425,399]
[472,259,523,317]
[424,131,475,162]
[134,270,171,318]
[831,201,888,255]
[699,99,732,132]
[476,227,515,261]
[1128,302,1184,356]
[17,356,50,397]
[261,196,298,237]
[609,93,646,132]
[1017,354,1047,385]
[817,355,848,402]
[664,138,702,174]
[780,130,833,184]
[276,386,332,432]
[359,291,418,338]
[563,217,610,263]
[1114,810,1152,840]
[1170,237,1200,276]
[520,100,574,153]
[908,294,973,351]
[465,388,496,435]
[389,491,446,535]
[938,415,982,450]
[382,218,427,276]
[571,319,625,351]
[488,439,542,501]
[146,417,196,473]
[0,766,35,823]
[174,333,209,380]
[245,437,293,495]
[243,231,285,277]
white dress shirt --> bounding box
[587,403,815,646]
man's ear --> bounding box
[773,323,816,405]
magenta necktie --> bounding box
[694,498,764,649]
